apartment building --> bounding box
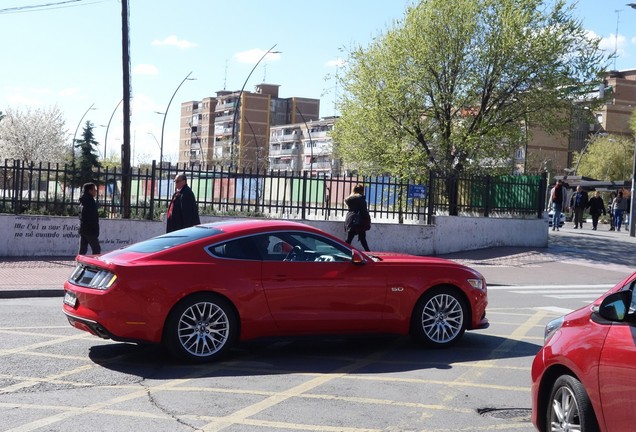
[269,116,340,175]
[517,68,636,176]
[179,84,320,170]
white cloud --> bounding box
[151,35,198,49]
[325,58,346,68]
[598,33,626,56]
[234,48,281,64]
[3,86,54,106]
[6,93,43,106]
[133,64,159,75]
[131,93,163,114]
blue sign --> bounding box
[408,184,426,199]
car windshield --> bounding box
[124,226,223,253]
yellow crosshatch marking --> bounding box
[0,304,553,432]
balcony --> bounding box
[215,114,234,123]
[269,162,293,171]
[269,148,297,157]
[303,161,332,170]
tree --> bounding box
[73,121,102,187]
[333,0,609,213]
[0,106,68,163]
[574,134,634,181]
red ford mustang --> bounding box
[63,220,489,362]
[531,271,636,432]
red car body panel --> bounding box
[531,271,636,432]
[63,220,488,347]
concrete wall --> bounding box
[0,214,548,258]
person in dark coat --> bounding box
[78,182,101,255]
[344,184,371,251]
[166,173,200,233]
[550,179,567,231]
[570,186,589,229]
[587,191,606,231]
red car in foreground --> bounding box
[63,220,489,362]
[531,271,636,432]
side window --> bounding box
[208,238,260,260]
[252,233,293,261]
[282,233,352,262]
[628,280,636,315]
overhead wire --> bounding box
[0,0,108,15]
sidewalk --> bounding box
[0,256,75,298]
[1,224,635,299]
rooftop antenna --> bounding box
[262,62,267,83]
[334,62,339,117]
[223,58,228,90]
[613,9,621,70]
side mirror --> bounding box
[351,249,366,265]
[598,290,632,322]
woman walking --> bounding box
[344,184,372,251]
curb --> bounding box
[0,289,65,299]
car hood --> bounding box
[369,251,460,266]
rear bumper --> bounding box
[63,310,113,339]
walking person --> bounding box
[550,179,567,231]
[587,191,606,231]
[608,191,617,231]
[166,173,201,233]
[78,182,101,255]
[570,186,589,229]
[612,191,628,232]
[344,184,371,251]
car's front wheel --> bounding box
[546,375,599,432]
[164,293,238,363]
[411,287,467,347]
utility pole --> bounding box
[120,0,131,218]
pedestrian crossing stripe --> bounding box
[488,284,613,290]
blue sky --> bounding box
[1,0,635,164]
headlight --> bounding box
[467,278,485,290]
[544,316,564,344]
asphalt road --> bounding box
[0,226,634,431]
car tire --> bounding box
[546,375,599,432]
[163,293,238,363]
[410,287,467,347]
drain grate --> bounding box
[477,407,532,421]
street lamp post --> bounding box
[630,134,636,237]
[628,3,636,236]
[159,71,195,167]
[72,103,96,173]
[147,131,161,152]
[230,44,280,169]
[295,107,314,175]
[104,99,123,160]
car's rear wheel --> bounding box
[546,375,598,432]
[411,287,467,347]
[164,293,238,363]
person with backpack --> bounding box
[78,182,101,255]
[344,184,372,251]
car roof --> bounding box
[201,219,316,235]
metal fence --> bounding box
[0,159,546,223]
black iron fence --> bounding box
[0,159,546,223]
